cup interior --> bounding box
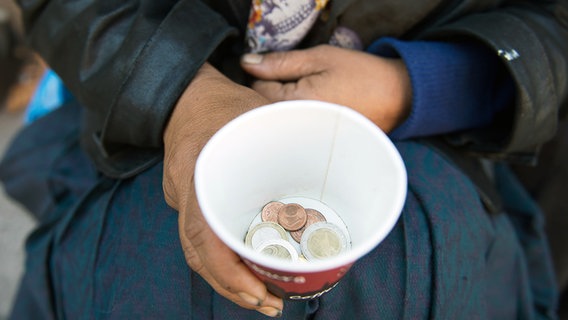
[195,100,407,272]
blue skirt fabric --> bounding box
[0,102,558,319]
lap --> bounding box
[1,107,556,319]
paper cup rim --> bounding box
[195,100,407,273]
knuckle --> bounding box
[180,223,210,271]
[296,77,321,99]
[162,186,177,208]
[182,244,205,273]
[274,50,305,74]
[184,219,208,250]
[274,51,291,72]
[162,166,179,208]
[281,82,299,99]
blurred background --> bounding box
[0,0,566,319]
[0,0,39,318]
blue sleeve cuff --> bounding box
[367,37,513,140]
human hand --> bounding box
[163,63,283,317]
[241,45,412,132]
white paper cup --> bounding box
[194,100,407,300]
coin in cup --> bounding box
[301,222,350,261]
[245,222,288,250]
[261,201,284,223]
[277,203,307,231]
[194,100,408,300]
[290,208,327,243]
[256,239,299,262]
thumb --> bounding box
[241,49,323,81]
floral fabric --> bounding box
[246,0,362,52]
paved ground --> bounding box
[0,109,36,319]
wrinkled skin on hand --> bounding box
[163,63,283,318]
[241,44,412,132]
[162,46,412,317]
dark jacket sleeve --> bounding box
[17,0,238,176]
[420,0,568,164]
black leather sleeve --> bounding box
[422,0,568,164]
[17,0,237,157]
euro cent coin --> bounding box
[277,203,308,231]
[245,222,288,250]
[261,201,284,223]
[290,208,327,242]
[300,222,350,261]
[255,239,299,261]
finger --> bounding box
[241,48,325,81]
[252,80,296,102]
[178,213,284,317]
[252,76,321,102]
[178,193,283,312]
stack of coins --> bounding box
[244,201,350,262]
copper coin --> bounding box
[277,203,307,231]
[261,201,284,223]
[290,209,327,242]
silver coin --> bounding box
[290,208,327,242]
[255,239,299,261]
[245,222,288,250]
[300,222,350,261]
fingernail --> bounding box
[257,307,282,318]
[242,53,263,64]
[238,292,261,306]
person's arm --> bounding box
[241,38,514,143]
[163,63,284,317]
[419,0,568,162]
[242,1,568,164]
[366,37,514,141]
[17,0,236,153]
[17,1,284,316]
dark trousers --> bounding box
[0,103,558,319]
[513,120,568,318]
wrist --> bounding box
[164,63,228,144]
[386,58,412,130]
[364,55,412,132]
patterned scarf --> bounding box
[246,0,362,53]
